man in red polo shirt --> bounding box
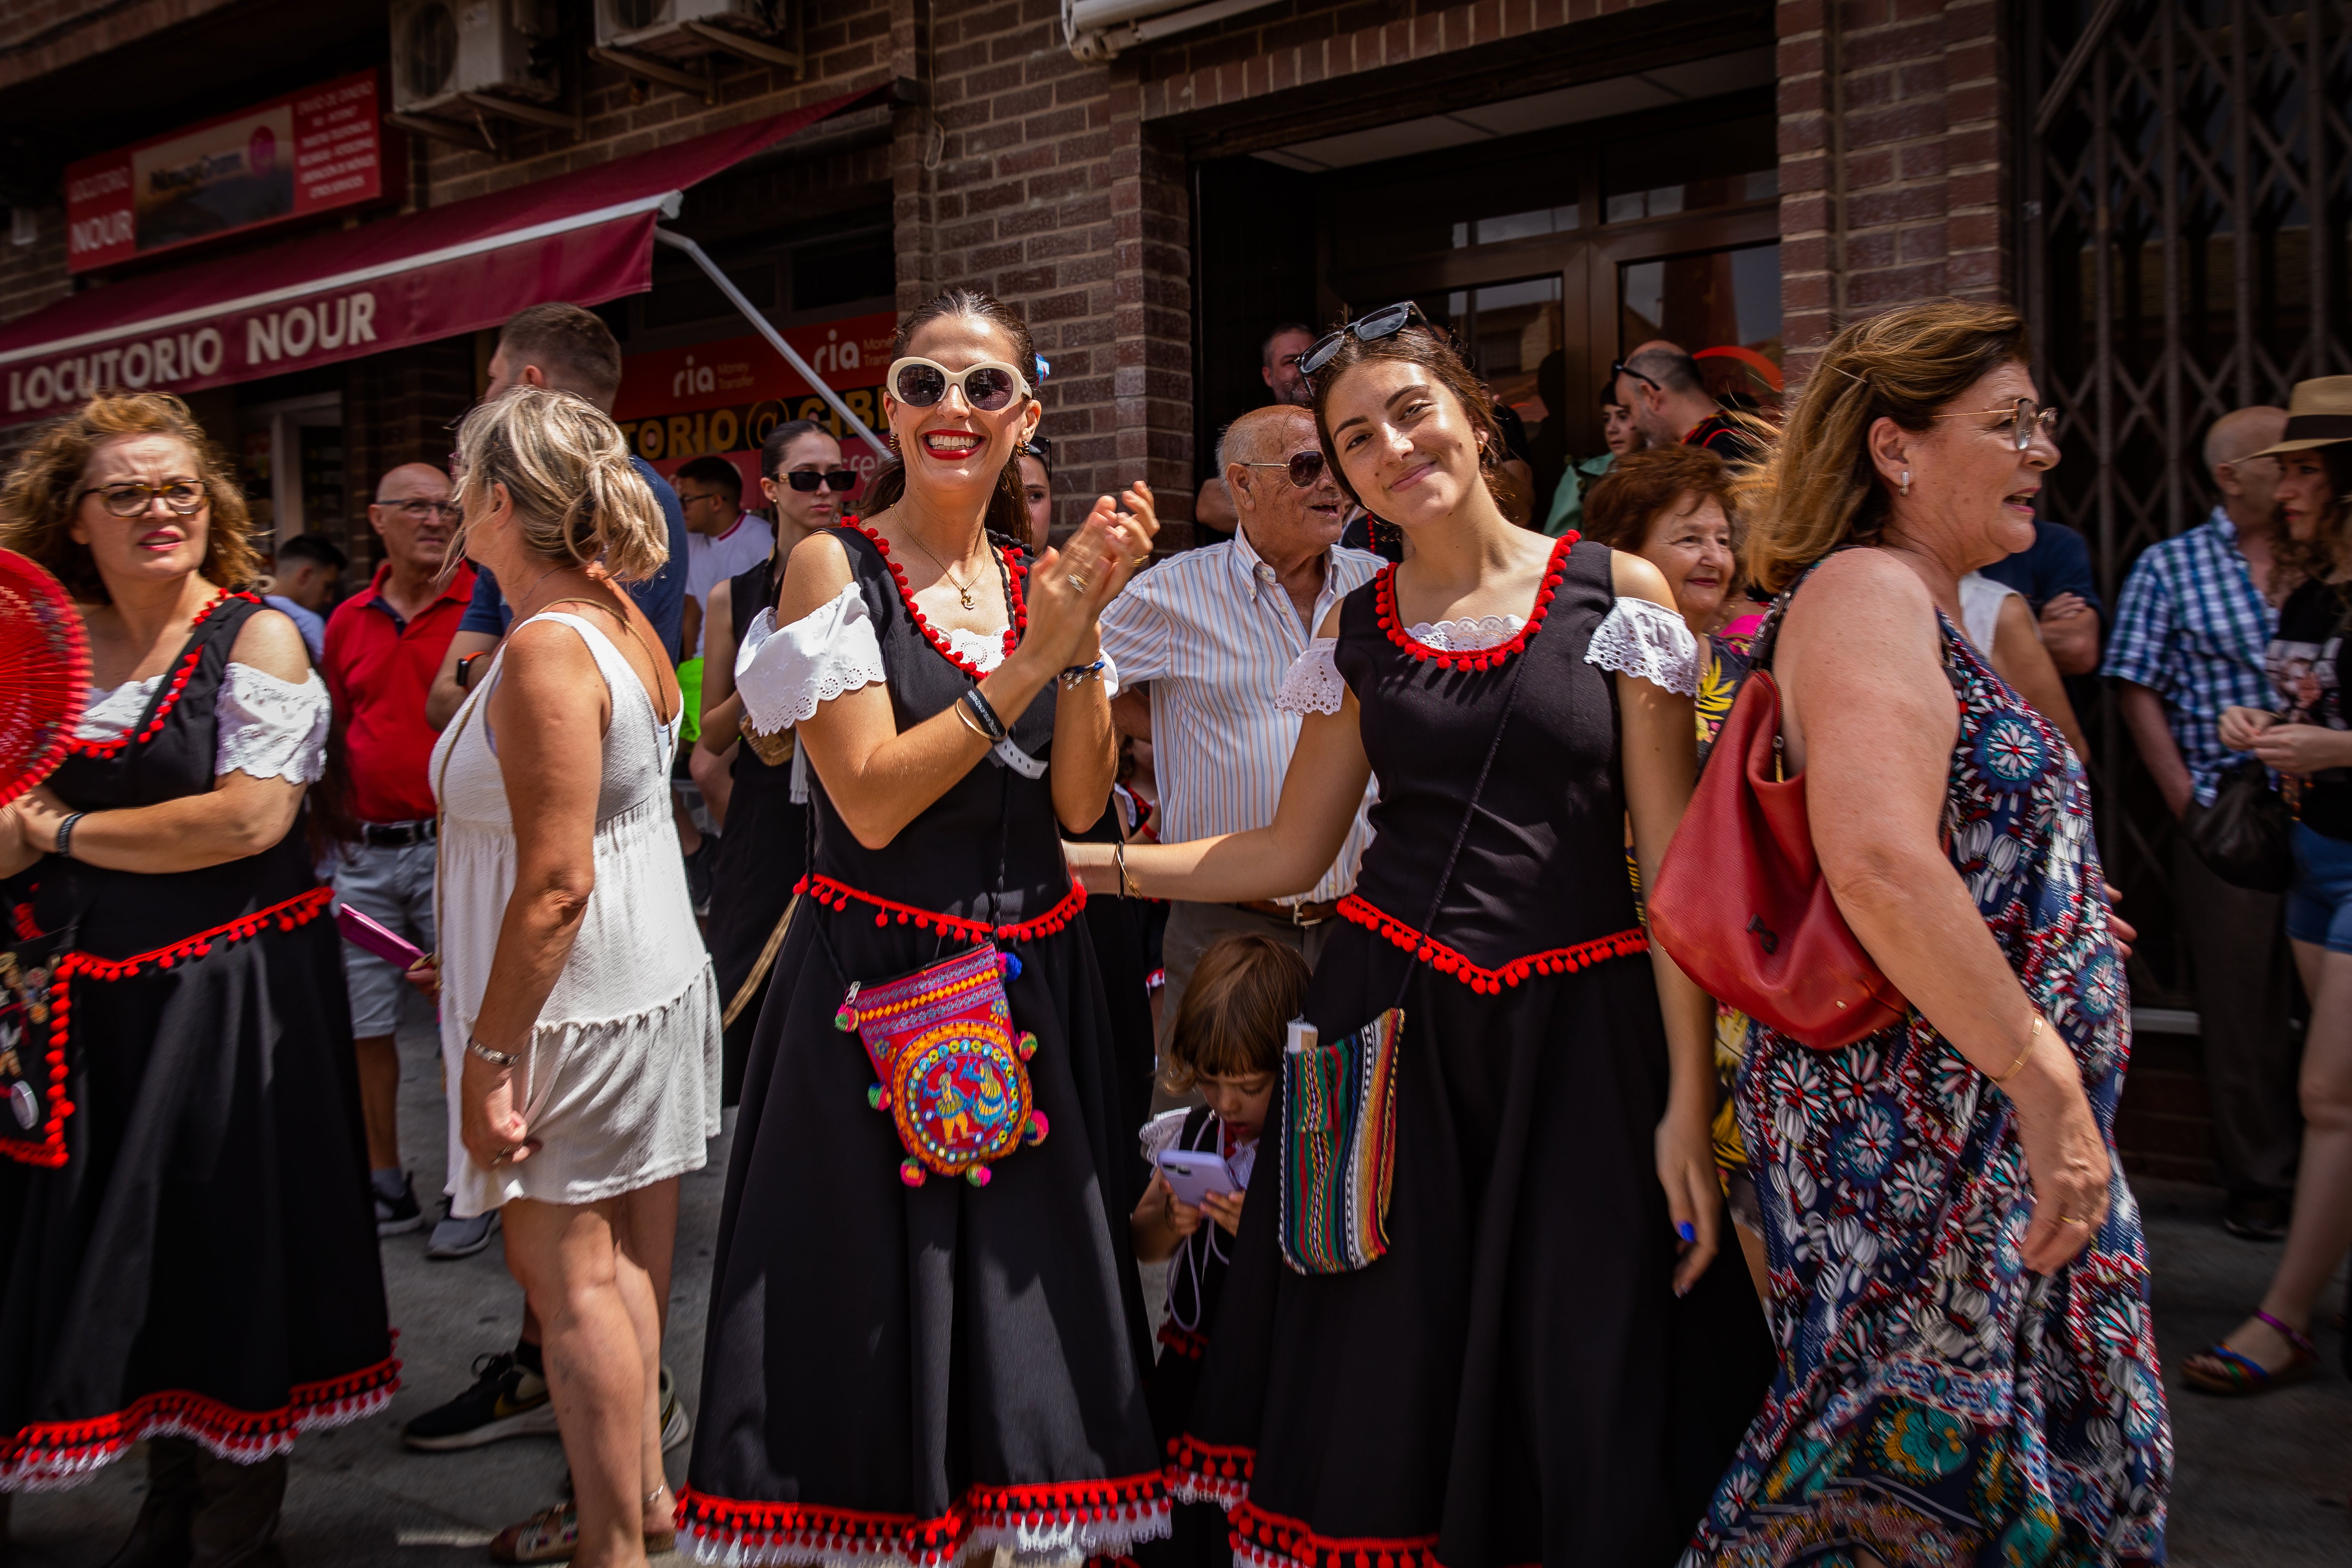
[323,461,477,1254]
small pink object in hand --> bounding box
[337,902,425,972]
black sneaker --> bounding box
[375,1173,424,1237]
[401,1351,559,1451]
[2224,1191,2290,1241]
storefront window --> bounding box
[1620,242,1784,410]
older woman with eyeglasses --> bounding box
[0,393,393,1558]
[1680,300,2167,1566]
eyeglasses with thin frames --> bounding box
[375,498,462,522]
[1931,396,2062,453]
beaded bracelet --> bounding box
[1058,659,1107,688]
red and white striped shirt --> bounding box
[1097,525,1381,905]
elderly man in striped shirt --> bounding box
[1099,403,1383,1025]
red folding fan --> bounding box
[0,549,90,810]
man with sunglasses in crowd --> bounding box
[320,462,476,1244]
[1194,321,1318,542]
[1098,402,1382,1026]
[1613,339,1767,468]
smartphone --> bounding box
[1157,1147,1241,1209]
[337,903,426,972]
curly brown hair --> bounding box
[2269,441,2352,597]
[1580,445,1742,566]
[0,391,259,603]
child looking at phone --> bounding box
[1130,933,1306,1568]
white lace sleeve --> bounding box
[1139,1108,1190,1164]
[1275,638,1346,715]
[735,581,887,733]
[1584,597,1701,697]
[215,664,331,783]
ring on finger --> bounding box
[1066,573,1089,593]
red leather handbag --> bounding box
[1649,651,1908,1051]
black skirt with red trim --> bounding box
[1171,920,1776,1568]
[0,594,394,1490]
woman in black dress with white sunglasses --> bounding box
[680,291,1173,1565]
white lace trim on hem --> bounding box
[736,583,888,733]
[679,1503,1173,1568]
[1584,597,1701,696]
[1275,638,1345,715]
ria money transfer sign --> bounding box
[65,71,392,274]
[614,312,898,497]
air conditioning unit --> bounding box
[390,0,562,116]
[595,0,790,63]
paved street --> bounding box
[5,1024,2346,1565]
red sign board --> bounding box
[613,313,898,496]
[65,70,392,274]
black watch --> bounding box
[455,651,490,690]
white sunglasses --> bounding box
[886,356,1033,413]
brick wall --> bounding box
[1774,0,2008,380]
[340,338,476,575]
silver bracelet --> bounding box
[53,812,85,861]
[466,1036,521,1069]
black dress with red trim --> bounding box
[708,549,809,1107]
[0,593,394,1491]
[682,522,1169,1565]
[1170,537,1775,1567]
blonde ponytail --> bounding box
[451,386,669,583]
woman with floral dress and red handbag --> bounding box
[1066,309,1772,1567]
[1668,300,2168,1566]
[678,291,1172,1565]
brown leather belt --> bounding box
[1232,898,1339,926]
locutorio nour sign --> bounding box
[5,293,383,416]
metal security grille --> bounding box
[2024,0,2352,996]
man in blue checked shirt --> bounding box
[2105,403,2303,1240]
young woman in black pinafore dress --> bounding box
[679,293,1173,1565]
[1068,320,1774,1566]
[0,396,391,1555]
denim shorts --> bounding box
[2286,821,2352,954]
[331,837,438,1037]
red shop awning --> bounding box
[0,84,890,426]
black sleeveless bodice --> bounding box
[1336,534,1640,974]
[808,523,1067,929]
[722,551,794,804]
[35,593,315,955]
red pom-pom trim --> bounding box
[66,591,259,759]
[1374,533,1575,670]
[0,1350,399,1488]
[1335,894,1646,993]
[674,1471,1172,1566]
[1164,1433,1254,1508]
[792,873,1085,946]
[1222,1500,1440,1568]
[839,519,1024,680]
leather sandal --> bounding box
[487,1498,677,1564]
[2181,1310,2319,1396]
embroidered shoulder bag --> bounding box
[1279,637,1531,1275]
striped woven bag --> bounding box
[1274,628,1530,1275]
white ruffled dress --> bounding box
[431,611,722,1216]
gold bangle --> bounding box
[953,701,994,742]
[1993,1013,2043,1085]
[1115,838,1136,899]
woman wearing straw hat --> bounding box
[2195,374,2352,1396]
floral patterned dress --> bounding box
[1686,609,2169,1568]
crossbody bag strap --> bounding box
[1392,644,1533,1012]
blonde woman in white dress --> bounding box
[428,385,720,1567]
